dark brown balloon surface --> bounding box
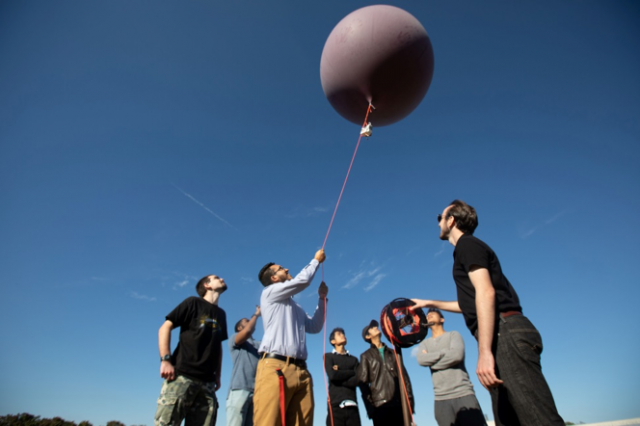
[320,5,434,127]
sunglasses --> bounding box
[437,214,450,223]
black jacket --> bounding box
[324,352,360,408]
[357,344,414,415]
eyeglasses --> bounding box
[437,214,449,223]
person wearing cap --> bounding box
[253,249,328,426]
[154,275,229,426]
[324,328,362,426]
[356,320,414,426]
[417,308,486,426]
[412,200,564,426]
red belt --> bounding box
[500,311,522,318]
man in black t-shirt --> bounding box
[324,328,362,426]
[154,274,229,426]
[412,200,564,426]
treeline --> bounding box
[0,413,144,426]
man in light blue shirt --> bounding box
[226,305,261,426]
[253,249,328,426]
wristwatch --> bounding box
[161,354,172,363]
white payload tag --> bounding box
[360,122,373,137]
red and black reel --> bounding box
[380,298,428,348]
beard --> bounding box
[219,283,228,293]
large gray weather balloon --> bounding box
[320,5,434,127]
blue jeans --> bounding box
[490,315,564,426]
[226,389,253,426]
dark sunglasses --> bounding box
[437,214,449,223]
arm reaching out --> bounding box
[411,298,462,313]
[264,260,320,302]
[305,282,328,334]
[234,306,261,346]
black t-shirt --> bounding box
[166,296,228,382]
[453,234,522,335]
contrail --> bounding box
[171,183,236,229]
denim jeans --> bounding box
[226,389,253,426]
[490,315,564,426]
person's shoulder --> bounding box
[462,234,491,247]
[457,234,492,253]
[173,296,199,309]
[360,347,375,357]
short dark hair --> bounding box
[235,318,248,332]
[329,327,345,346]
[448,199,478,234]
[258,262,276,287]
[196,275,213,298]
[427,308,444,319]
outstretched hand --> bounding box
[410,298,430,310]
[318,281,329,298]
[315,249,326,263]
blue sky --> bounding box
[1,1,639,425]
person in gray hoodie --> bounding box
[417,308,486,426]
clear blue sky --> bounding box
[1,1,639,425]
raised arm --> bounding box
[234,306,261,346]
[305,281,328,334]
[268,250,325,301]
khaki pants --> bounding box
[253,357,314,426]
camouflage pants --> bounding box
[155,375,218,426]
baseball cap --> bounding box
[361,319,379,342]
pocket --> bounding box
[514,328,544,364]
[157,379,182,406]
